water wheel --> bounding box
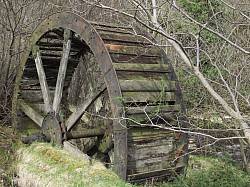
[12,12,188,182]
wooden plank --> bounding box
[127,156,173,174]
[18,100,43,127]
[19,89,54,103]
[110,54,162,64]
[53,29,72,114]
[33,45,52,113]
[63,141,90,162]
[122,91,175,103]
[128,127,173,138]
[126,112,176,125]
[128,141,173,161]
[90,21,134,30]
[98,30,152,45]
[113,63,170,72]
[105,44,161,57]
[119,80,176,92]
[116,71,171,81]
[94,25,133,34]
[127,169,174,181]
[126,104,180,115]
[65,84,106,130]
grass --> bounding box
[158,156,250,187]
[16,142,136,187]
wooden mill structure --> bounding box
[12,12,188,183]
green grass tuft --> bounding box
[158,156,250,187]
[16,142,136,187]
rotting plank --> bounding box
[127,143,173,161]
[122,91,176,103]
[110,54,162,64]
[127,127,173,138]
[127,156,173,174]
[126,104,180,115]
[113,63,170,72]
[127,169,175,182]
[98,30,152,45]
[116,71,171,81]
[126,112,176,124]
[94,24,133,34]
[105,44,161,57]
[90,21,134,30]
[18,100,43,127]
[119,80,176,92]
[19,89,55,103]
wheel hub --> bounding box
[42,114,63,146]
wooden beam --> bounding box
[53,29,72,114]
[65,84,106,131]
[18,100,43,127]
[33,45,52,113]
[63,141,90,162]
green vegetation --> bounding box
[159,156,250,187]
[17,142,135,187]
[0,126,23,186]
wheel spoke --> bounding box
[18,100,43,127]
[65,84,106,131]
[33,45,52,113]
[53,29,72,114]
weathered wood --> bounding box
[128,143,173,161]
[128,129,172,138]
[126,112,176,125]
[113,63,169,72]
[127,156,173,174]
[53,29,72,114]
[127,169,174,181]
[110,54,162,64]
[116,71,171,81]
[90,21,134,30]
[105,44,162,57]
[122,91,176,103]
[126,104,180,115]
[65,84,106,130]
[119,80,176,92]
[39,56,78,64]
[19,89,54,103]
[98,30,152,45]
[63,141,90,162]
[93,24,133,34]
[33,45,52,113]
[18,100,43,127]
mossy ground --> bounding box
[16,142,135,187]
[159,156,250,187]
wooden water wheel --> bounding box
[12,12,188,182]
